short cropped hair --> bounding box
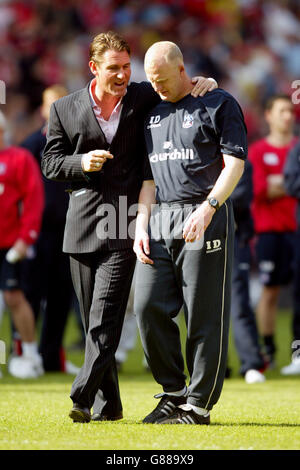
[264,94,292,111]
[89,31,131,64]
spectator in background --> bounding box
[20,85,79,375]
[249,94,298,368]
[283,139,300,375]
[230,160,266,383]
[0,110,44,378]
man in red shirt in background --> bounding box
[249,94,298,368]
[0,110,44,378]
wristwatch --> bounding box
[206,197,220,211]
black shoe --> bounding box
[91,411,123,421]
[143,393,186,424]
[69,403,91,423]
[157,405,210,425]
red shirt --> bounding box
[0,146,44,249]
[249,138,297,233]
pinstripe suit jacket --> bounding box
[42,81,159,254]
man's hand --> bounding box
[81,150,113,172]
[183,201,216,242]
[267,174,286,199]
[6,239,28,263]
[133,229,153,265]
[191,77,218,97]
[14,239,28,259]
[7,239,29,262]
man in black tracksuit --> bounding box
[134,41,247,425]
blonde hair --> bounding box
[89,31,131,64]
[42,84,68,102]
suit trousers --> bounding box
[69,249,136,412]
[135,200,234,411]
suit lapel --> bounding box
[111,87,134,146]
[76,84,108,146]
[75,82,135,149]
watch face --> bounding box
[208,198,219,209]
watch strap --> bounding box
[206,197,220,211]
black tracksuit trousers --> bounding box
[135,200,234,411]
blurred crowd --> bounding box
[0,0,300,145]
[1,1,300,381]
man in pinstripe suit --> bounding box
[42,31,217,423]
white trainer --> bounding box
[8,355,44,379]
[65,360,80,375]
[29,354,44,377]
[245,369,266,384]
[280,358,300,375]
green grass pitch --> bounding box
[0,309,299,450]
